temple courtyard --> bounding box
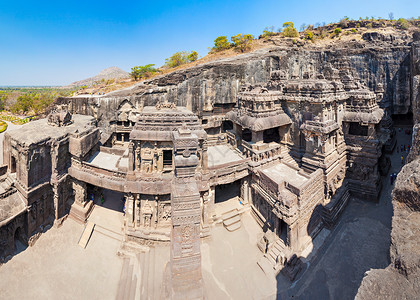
[0,126,412,299]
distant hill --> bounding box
[68,67,130,87]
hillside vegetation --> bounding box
[0,87,78,115]
[74,16,420,96]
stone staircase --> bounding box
[116,255,138,300]
[222,209,241,232]
[280,148,299,168]
[116,246,166,300]
[321,182,350,229]
[1,174,15,192]
[257,239,288,275]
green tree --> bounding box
[231,34,253,53]
[187,51,199,62]
[130,64,158,80]
[130,66,141,81]
[282,22,299,37]
[0,95,6,111]
[213,36,233,52]
[165,51,199,68]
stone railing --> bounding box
[226,130,239,148]
[242,140,282,164]
[0,187,17,199]
[79,161,126,180]
[208,158,250,186]
[115,125,133,133]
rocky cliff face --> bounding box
[356,36,420,300]
[59,29,413,130]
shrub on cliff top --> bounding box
[212,36,233,52]
[334,28,342,36]
[305,31,314,41]
[282,22,299,37]
[130,64,158,81]
[187,51,199,62]
[397,18,409,30]
[231,34,253,53]
[164,51,198,68]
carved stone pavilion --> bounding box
[0,64,392,296]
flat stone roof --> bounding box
[261,163,308,188]
[141,106,194,115]
[208,145,243,167]
[0,191,25,223]
[87,151,120,171]
[8,114,95,146]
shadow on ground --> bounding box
[274,127,412,299]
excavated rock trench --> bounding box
[272,126,413,299]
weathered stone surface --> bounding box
[357,34,420,299]
[59,31,413,133]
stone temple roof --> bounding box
[226,110,292,131]
[343,109,384,124]
[8,114,96,147]
[130,106,206,141]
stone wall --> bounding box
[59,32,413,133]
[356,34,420,299]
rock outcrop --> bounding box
[58,29,413,133]
[356,34,420,300]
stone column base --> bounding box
[68,200,94,224]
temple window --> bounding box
[163,150,173,168]
[242,128,252,142]
[349,122,368,136]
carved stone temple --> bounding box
[0,63,394,297]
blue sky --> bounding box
[0,0,419,86]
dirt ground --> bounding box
[277,127,412,299]
[0,128,412,299]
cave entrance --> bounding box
[215,179,241,204]
[392,112,414,126]
[278,219,288,245]
[242,128,252,142]
[10,155,16,173]
[163,150,173,169]
[222,120,233,131]
[349,122,368,136]
[14,227,27,253]
[263,127,280,143]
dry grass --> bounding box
[74,21,419,96]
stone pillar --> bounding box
[241,177,250,204]
[125,193,135,228]
[135,194,141,227]
[135,147,141,171]
[202,191,210,225]
[208,185,216,220]
[128,142,134,172]
[252,131,264,144]
[202,141,208,172]
[169,128,204,299]
[368,124,375,137]
[233,123,241,136]
[158,151,163,172]
[73,180,87,205]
